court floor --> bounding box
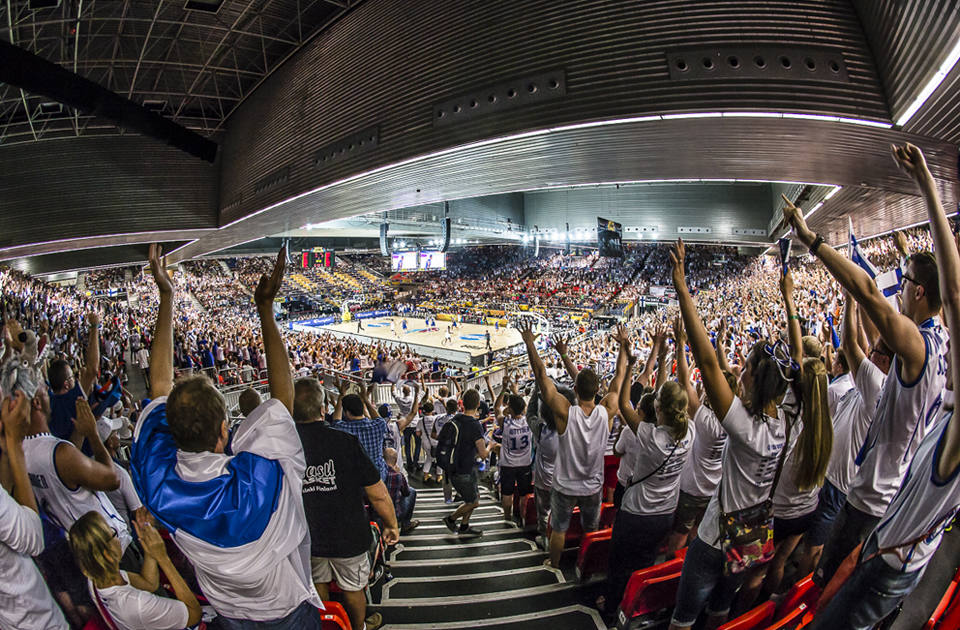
[322,316,523,358]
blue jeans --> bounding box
[397,487,417,526]
[810,537,924,630]
[217,601,325,629]
[670,536,746,627]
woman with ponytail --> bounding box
[735,269,834,612]
[596,325,694,621]
[667,240,797,630]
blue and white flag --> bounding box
[849,218,901,310]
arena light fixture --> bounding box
[803,202,824,220]
[824,186,842,201]
[896,37,960,127]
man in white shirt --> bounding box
[0,392,70,630]
[131,245,324,628]
[520,320,626,568]
[782,154,948,590]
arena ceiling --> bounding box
[0,0,958,275]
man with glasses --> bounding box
[781,179,947,590]
[47,311,101,449]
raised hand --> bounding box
[778,194,815,244]
[669,239,686,287]
[518,319,537,344]
[74,398,99,440]
[1,392,30,444]
[148,243,174,295]
[891,143,932,185]
[551,333,568,356]
[86,311,100,328]
[255,245,287,308]
[892,230,909,258]
[612,324,630,346]
[673,315,686,348]
[134,520,169,560]
[779,267,794,297]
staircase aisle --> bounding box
[372,485,606,630]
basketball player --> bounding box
[485,330,492,351]
[356,318,363,333]
[390,320,397,338]
[443,326,453,347]
[402,318,408,335]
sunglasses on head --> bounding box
[763,341,800,381]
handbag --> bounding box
[716,418,793,576]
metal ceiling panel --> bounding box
[852,0,960,124]
[172,116,958,263]
[905,59,960,145]
[0,135,218,249]
[9,241,188,275]
[218,0,890,226]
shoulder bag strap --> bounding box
[627,437,680,490]
[767,414,795,502]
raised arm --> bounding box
[840,291,866,378]
[551,334,579,380]
[79,311,100,395]
[671,240,735,420]
[637,328,663,389]
[780,268,803,369]
[147,244,174,398]
[655,331,671,392]
[613,334,644,432]
[332,379,346,421]
[674,315,700,417]
[1,393,38,513]
[58,400,120,491]
[255,247,294,414]
[133,519,203,626]
[519,319,571,434]
[890,144,960,479]
[780,194,926,382]
[716,318,732,373]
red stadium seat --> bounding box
[764,604,807,630]
[600,502,617,529]
[82,616,110,630]
[923,565,960,629]
[603,454,620,492]
[775,574,819,619]
[320,601,352,630]
[673,546,688,560]
[616,558,686,623]
[936,585,960,629]
[576,528,612,582]
[522,493,537,531]
[717,601,776,630]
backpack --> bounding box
[435,417,460,474]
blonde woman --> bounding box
[69,511,202,630]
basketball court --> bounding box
[290,316,526,366]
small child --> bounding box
[384,448,419,534]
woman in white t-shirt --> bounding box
[600,368,692,619]
[69,511,201,630]
[667,244,831,630]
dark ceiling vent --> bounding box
[36,102,63,117]
[184,0,223,13]
[143,100,168,114]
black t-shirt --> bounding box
[296,422,381,558]
[452,413,484,475]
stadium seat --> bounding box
[936,585,960,629]
[717,601,776,630]
[603,454,620,495]
[600,502,617,529]
[764,604,807,630]
[673,546,688,560]
[82,616,110,630]
[320,601,352,629]
[615,558,686,625]
[775,574,819,619]
[922,565,960,629]
[521,493,537,531]
[575,528,612,582]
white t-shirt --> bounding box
[874,407,960,572]
[678,405,727,498]
[106,463,143,531]
[0,485,69,630]
[772,418,821,520]
[533,425,559,490]
[614,425,640,485]
[91,571,189,630]
[555,404,609,496]
[500,415,533,467]
[847,320,947,517]
[827,372,854,418]
[622,422,694,516]
[825,359,885,494]
[698,397,789,550]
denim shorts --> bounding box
[549,488,601,532]
[809,536,925,630]
[450,470,479,504]
[804,479,847,547]
[670,536,746,627]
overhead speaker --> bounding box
[440,217,451,252]
[380,223,389,256]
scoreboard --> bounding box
[300,250,336,268]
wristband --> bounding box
[788,315,800,321]
[810,234,825,257]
